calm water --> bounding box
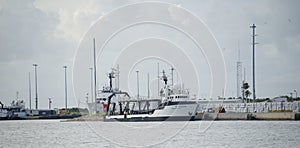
[0,120,299,147]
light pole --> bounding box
[33,64,38,109]
[136,71,139,99]
[147,73,150,99]
[93,38,97,106]
[89,68,93,103]
[157,63,160,97]
[28,72,32,111]
[250,24,257,103]
[136,71,140,111]
[63,66,68,112]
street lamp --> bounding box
[63,66,68,112]
[136,70,140,111]
[33,64,38,109]
[136,71,139,100]
[147,73,150,99]
[89,68,93,103]
[28,72,32,112]
[250,24,257,102]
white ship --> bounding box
[98,69,198,121]
[105,93,198,121]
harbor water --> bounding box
[0,120,299,147]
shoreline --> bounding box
[61,112,300,122]
[2,112,300,121]
[195,112,300,120]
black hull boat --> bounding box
[105,115,196,122]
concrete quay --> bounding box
[195,112,300,120]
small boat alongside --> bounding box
[0,100,83,120]
[0,100,27,120]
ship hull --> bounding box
[105,102,198,122]
[105,115,195,122]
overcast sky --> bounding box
[0,0,299,109]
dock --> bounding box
[195,112,300,120]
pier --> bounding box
[197,101,300,113]
[195,112,300,120]
[195,101,300,120]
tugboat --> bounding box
[103,69,199,121]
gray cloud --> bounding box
[0,0,61,62]
[0,0,75,107]
[183,0,300,97]
[0,0,299,108]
